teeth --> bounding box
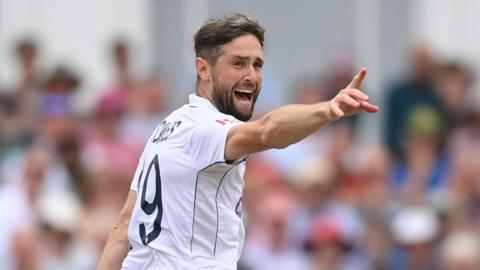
[235,89,253,94]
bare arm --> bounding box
[97,190,137,270]
[225,68,379,161]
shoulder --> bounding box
[155,104,199,131]
[194,111,243,134]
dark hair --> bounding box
[194,13,265,64]
[111,39,130,55]
[15,37,37,56]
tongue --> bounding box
[235,91,250,101]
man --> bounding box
[97,13,379,270]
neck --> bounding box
[196,82,214,104]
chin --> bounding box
[236,110,253,121]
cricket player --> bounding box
[97,12,379,270]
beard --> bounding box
[211,75,259,122]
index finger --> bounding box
[347,68,367,89]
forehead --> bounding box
[220,34,263,60]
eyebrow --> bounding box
[231,55,264,65]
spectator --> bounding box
[0,146,50,269]
[100,39,138,112]
[0,38,44,151]
[384,44,447,161]
[13,37,42,97]
[305,212,369,270]
[434,61,473,127]
[242,186,308,270]
[119,74,170,148]
[391,105,451,203]
[388,204,440,270]
[36,191,95,269]
[81,91,139,189]
[110,39,135,92]
[441,230,480,270]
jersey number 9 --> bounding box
[139,154,163,245]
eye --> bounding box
[254,62,263,71]
[234,61,245,68]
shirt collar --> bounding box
[189,94,219,112]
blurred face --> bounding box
[113,45,129,71]
[312,242,344,268]
[19,47,36,69]
[411,45,433,79]
[210,34,263,121]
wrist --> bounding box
[315,102,333,122]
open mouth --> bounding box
[234,89,253,102]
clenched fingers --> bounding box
[338,94,360,108]
[329,102,344,120]
[341,88,369,101]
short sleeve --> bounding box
[189,116,242,167]
[129,127,160,192]
[129,154,146,192]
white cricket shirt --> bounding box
[123,94,246,269]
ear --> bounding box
[195,57,211,82]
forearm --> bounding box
[260,102,330,149]
[97,222,130,270]
[225,68,378,161]
[97,191,137,270]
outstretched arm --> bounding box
[225,68,379,161]
[97,191,137,270]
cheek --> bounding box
[220,70,243,87]
[257,74,263,87]
[228,67,244,79]
[213,75,229,92]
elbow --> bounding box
[112,209,132,235]
[109,219,129,239]
[117,219,130,231]
[273,143,289,149]
[117,213,132,231]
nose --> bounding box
[243,64,259,84]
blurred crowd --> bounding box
[0,38,170,270]
[1,37,480,270]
